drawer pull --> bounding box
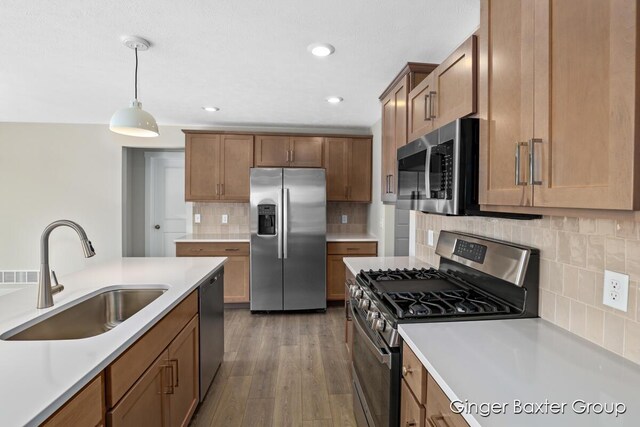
[225,248,240,252]
[401,365,414,376]
[429,414,452,427]
[190,248,204,252]
[406,421,417,427]
[163,364,175,394]
[170,359,179,387]
[346,247,359,251]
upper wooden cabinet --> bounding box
[185,134,254,202]
[255,135,323,167]
[324,137,372,202]
[408,36,477,142]
[479,0,640,210]
[380,63,438,204]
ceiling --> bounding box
[0,0,479,129]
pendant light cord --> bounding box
[134,47,138,100]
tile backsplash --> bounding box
[192,202,369,235]
[415,213,640,365]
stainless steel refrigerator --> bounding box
[250,168,327,311]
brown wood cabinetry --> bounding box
[408,36,477,142]
[326,242,377,301]
[185,134,254,202]
[324,138,372,202]
[176,242,250,303]
[107,294,199,427]
[255,135,323,167]
[480,0,640,211]
[380,63,438,204]
[42,374,105,427]
[401,344,470,427]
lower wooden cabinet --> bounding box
[425,373,469,427]
[401,379,425,427]
[327,241,377,301]
[168,316,200,427]
[176,242,250,303]
[42,373,105,427]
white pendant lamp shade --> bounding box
[110,100,159,137]
[110,36,159,138]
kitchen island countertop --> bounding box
[0,257,224,426]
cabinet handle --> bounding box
[170,359,179,387]
[529,138,543,185]
[190,248,203,252]
[389,174,394,194]
[220,183,224,195]
[163,364,174,394]
[346,247,359,251]
[216,183,220,196]
[514,142,528,186]
[385,175,389,193]
[429,414,453,427]
[406,421,417,427]
[290,149,294,163]
[401,365,414,376]
[225,248,240,252]
[286,150,290,162]
[428,91,437,119]
[424,93,432,121]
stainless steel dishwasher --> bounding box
[199,267,224,401]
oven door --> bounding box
[350,304,400,427]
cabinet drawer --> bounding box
[401,379,425,427]
[176,242,249,257]
[426,373,470,427]
[402,342,427,404]
[106,291,198,408]
[42,374,104,427]
[327,242,377,255]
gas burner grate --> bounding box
[362,267,446,283]
[383,289,511,319]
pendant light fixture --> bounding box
[110,36,159,137]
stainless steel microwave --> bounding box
[397,118,479,215]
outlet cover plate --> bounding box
[222,214,228,224]
[603,270,629,312]
[427,230,434,246]
[194,214,201,224]
[341,215,348,224]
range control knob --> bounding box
[358,299,371,310]
[366,310,380,322]
[373,318,387,332]
[349,285,361,298]
[352,289,363,299]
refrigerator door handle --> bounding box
[277,189,283,259]
[283,187,289,259]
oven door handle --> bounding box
[351,304,392,369]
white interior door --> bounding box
[146,152,186,257]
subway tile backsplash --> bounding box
[192,202,368,235]
[415,213,640,365]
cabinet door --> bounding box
[290,136,324,167]
[532,0,638,209]
[185,134,220,201]
[425,374,470,427]
[327,255,347,301]
[401,380,425,427]
[382,93,396,203]
[168,316,199,427]
[408,74,435,142]
[43,374,104,427]
[432,36,477,129]
[255,135,289,167]
[348,138,372,202]
[220,134,254,201]
[325,138,350,201]
[223,256,250,303]
[478,0,534,207]
[108,350,171,427]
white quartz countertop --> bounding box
[342,256,432,276]
[0,257,225,427]
[174,232,377,243]
[175,233,250,242]
[400,319,640,427]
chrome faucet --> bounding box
[37,220,96,309]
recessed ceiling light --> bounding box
[326,96,343,104]
[308,43,335,57]
[202,106,220,112]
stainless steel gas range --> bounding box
[349,231,540,427]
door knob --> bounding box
[154,224,161,230]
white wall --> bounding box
[0,123,185,275]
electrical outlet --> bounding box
[221,214,228,224]
[194,214,201,224]
[427,230,434,246]
[341,215,348,224]
[603,270,629,312]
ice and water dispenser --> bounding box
[257,204,276,235]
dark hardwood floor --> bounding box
[190,307,356,427]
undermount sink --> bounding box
[2,288,166,341]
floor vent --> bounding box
[0,271,38,284]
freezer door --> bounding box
[250,168,284,310]
[283,168,327,310]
